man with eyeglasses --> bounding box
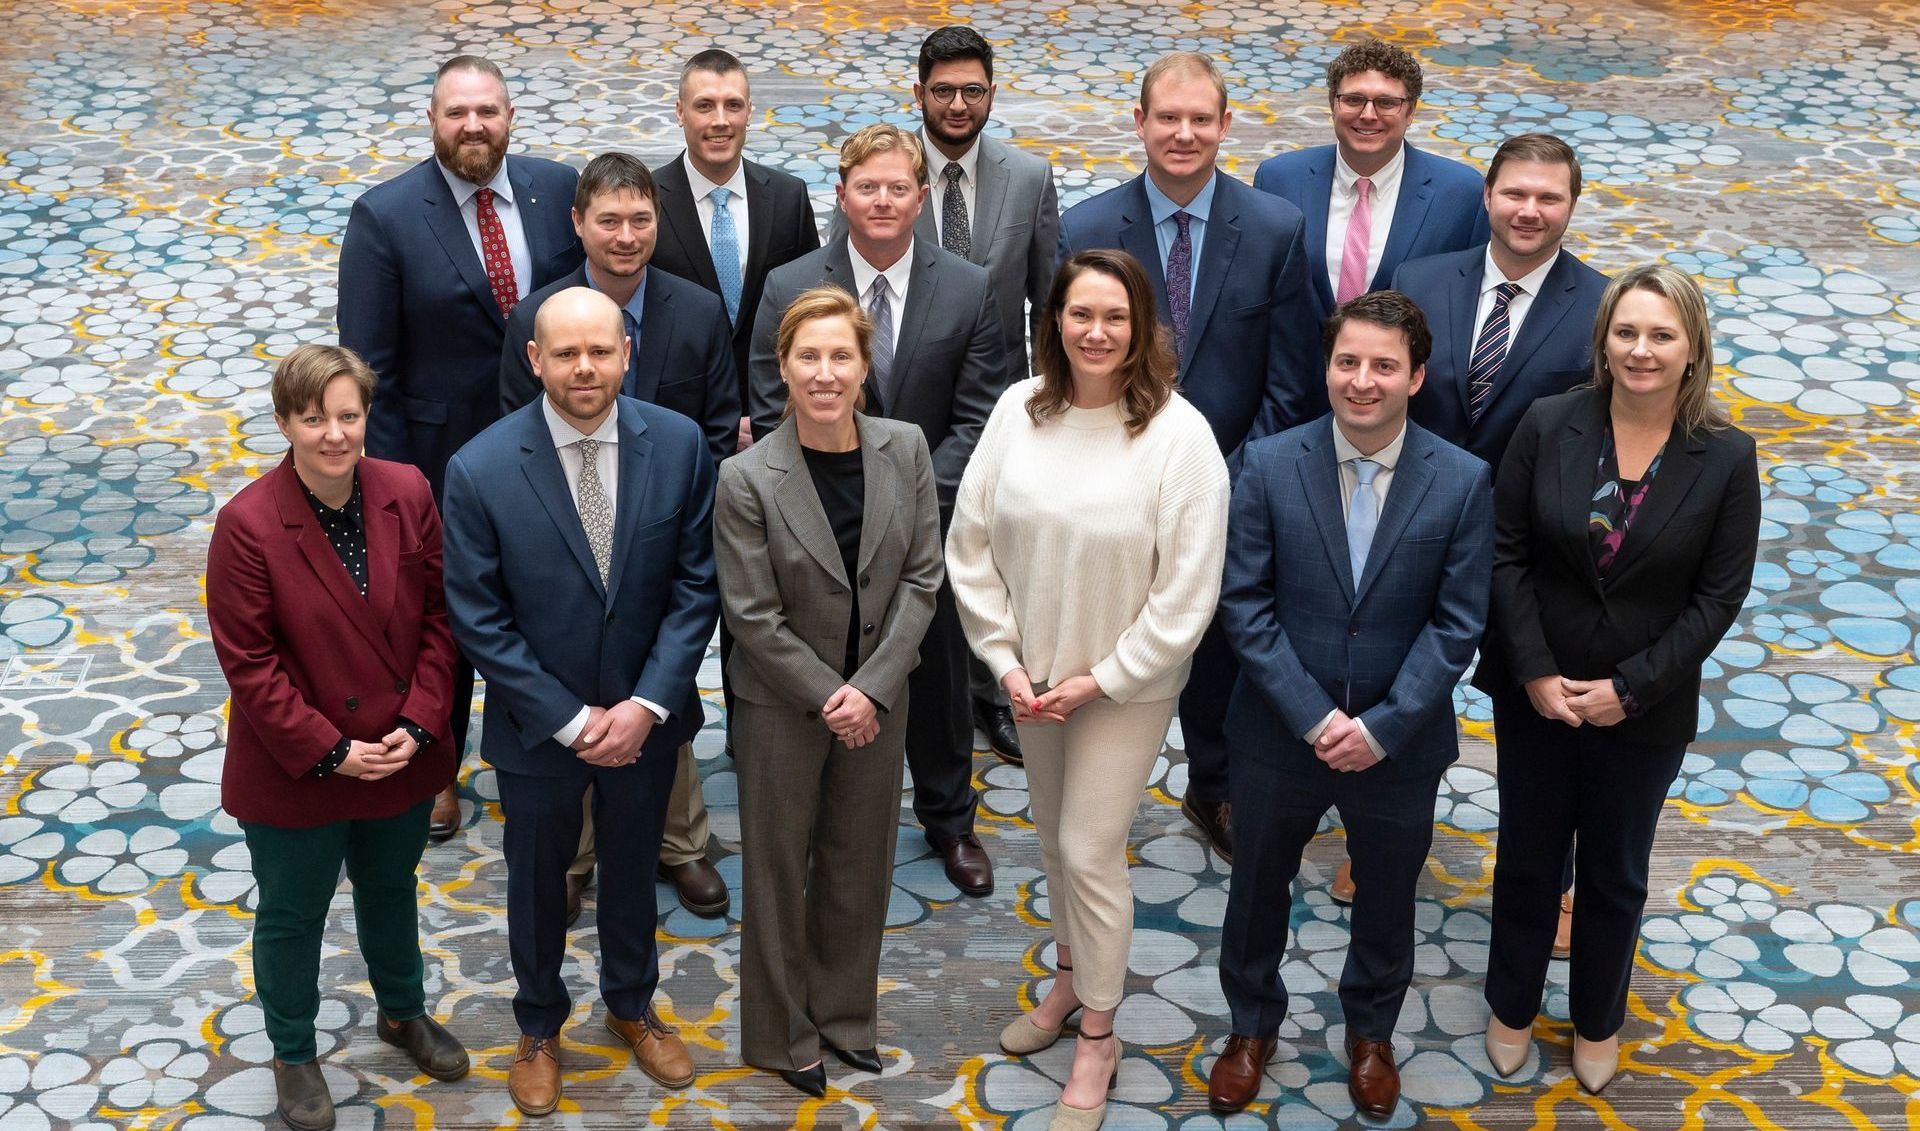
[830,25,1059,769]
[1254,39,1487,327]
[749,123,1006,901]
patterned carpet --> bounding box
[1,1,1917,1127]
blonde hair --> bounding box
[1591,262,1728,434]
[271,344,376,418]
[837,124,927,186]
[776,286,873,418]
[1140,51,1228,114]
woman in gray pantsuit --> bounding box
[715,286,944,1097]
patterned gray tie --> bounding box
[941,162,971,257]
[866,276,894,397]
[575,437,613,587]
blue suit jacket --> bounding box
[339,155,584,500]
[1391,244,1608,472]
[440,396,719,777]
[1221,417,1492,778]
[1252,143,1489,323]
[1057,172,1322,454]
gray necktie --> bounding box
[865,276,894,397]
[941,162,971,257]
[1347,457,1380,585]
[575,437,613,586]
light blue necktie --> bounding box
[708,187,742,324]
[1347,457,1380,585]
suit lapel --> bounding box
[1119,179,1172,325]
[657,157,723,292]
[1354,430,1437,604]
[631,274,673,402]
[969,139,1012,267]
[855,417,897,573]
[519,411,608,600]
[1555,394,1607,595]
[1449,254,1483,409]
[742,159,776,295]
[888,246,938,409]
[605,401,652,607]
[419,161,505,330]
[361,472,401,641]
[1605,423,1706,587]
[1182,177,1239,377]
[1302,151,1336,314]
[1298,423,1358,602]
[765,422,850,586]
[274,462,403,675]
[1492,251,1580,404]
[508,158,559,286]
[1375,147,1436,291]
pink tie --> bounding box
[1336,176,1374,304]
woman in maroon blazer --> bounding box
[206,344,467,1131]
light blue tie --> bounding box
[708,187,742,324]
[1347,458,1381,585]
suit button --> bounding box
[606,611,616,623]
[346,696,359,711]
[1349,628,1359,637]
[860,575,871,589]
[394,679,408,694]
[862,623,875,636]
[805,710,818,719]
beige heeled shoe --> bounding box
[1484,1016,1531,1077]
[1002,960,1081,1055]
[1047,1028,1118,1130]
[1571,1034,1620,1094]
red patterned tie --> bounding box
[474,187,518,318]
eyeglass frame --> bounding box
[925,82,991,106]
[1332,92,1412,115]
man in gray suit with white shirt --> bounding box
[749,123,1006,900]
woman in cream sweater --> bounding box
[947,248,1230,1130]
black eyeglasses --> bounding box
[1334,93,1410,114]
[927,83,990,106]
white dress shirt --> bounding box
[922,129,980,246]
[1301,421,1408,760]
[683,154,750,277]
[436,156,532,302]
[541,399,669,743]
[1471,245,1559,349]
[1324,144,1405,298]
[848,239,914,354]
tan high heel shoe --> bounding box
[1484,1016,1531,1077]
[1001,960,1082,1055]
[1047,1028,1118,1130]
[1571,1033,1620,1094]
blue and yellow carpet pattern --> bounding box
[0,1,1916,1127]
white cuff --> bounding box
[553,705,590,747]
[631,695,669,723]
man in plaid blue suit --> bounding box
[1208,290,1493,1120]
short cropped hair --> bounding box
[1322,290,1433,370]
[1486,133,1583,200]
[1140,52,1228,114]
[271,344,376,418]
[918,26,994,83]
[838,123,927,186]
[573,152,656,215]
[776,287,873,417]
[680,48,747,96]
[1324,39,1424,103]
[433,55,508,102]
[1592,264,1728,434]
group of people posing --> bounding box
[204,27,1762,1131]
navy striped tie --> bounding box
[1467,281,1523,425]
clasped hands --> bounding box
[823,684,880,747]
[570,701,658,766]
[1002,670,1102,725]
[1314,709,1381,772]
[337,726,422,781]
[1525,674,1625,727]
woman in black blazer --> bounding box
[1474,263,1759,1093]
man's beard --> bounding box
[436,130,508,184]
[923,109,985,150]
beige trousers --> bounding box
[1017,695,1176,1011]
[569,742,709,877]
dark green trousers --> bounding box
[242,798,431,1063]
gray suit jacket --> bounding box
[747,236,1007,512]
[830,134,1059,373]
[716,414,944,714]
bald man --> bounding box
[442,287,719,1115]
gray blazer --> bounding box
[716,413,944,713]
[831,134,1060,373]
[746,236,1006,511]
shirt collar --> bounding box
[437,154,514,208]
[1481,244,1559,299]
[1143,169,1217,227]
[299,472,365,530]
[848,239,916,304]
[1332,420,1408,471]
[583,261,649,323]
[922,129,981,187]
[682,152,748,203]
[1334,143,1405,198]
[542,396,621,449]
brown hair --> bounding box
[433,55,508,104]
[1486,132,1583,200]
[680,48,748,97]
[776,286,872,418]
[1591,263,1728,434]
[1325,38,1423,104]
[271,344,376,419]
[837,123,927,186]
[1140,52,1228,114]
[573,151,656,215]
[1029,250,1175,437]
[1323,290,1433,369]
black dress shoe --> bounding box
[827,1045,883,1073]
[376,1010,471,1081]
[1181,794,1234,864]
[272,1058,335,1131]
[776,1062,827,1097]
[974,703,1023,765]
[929,832,994,897]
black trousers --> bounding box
[906,579,978,841]
[497,747,677,1037]
[450,653,475,756]
[1485,692,1686,1040]
[1219,747,1444,1041]
[1176,615,1237,804]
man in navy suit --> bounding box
[1208,291,1492,1120]
[1392,133,1608,470]
[442,288,719,1116]
[339,54,584,840]
[1253,38,1488,325]
[1056,51,1320,864]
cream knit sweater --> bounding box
[946,378,1231,705]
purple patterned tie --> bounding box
[1167,210,1193,356]
[1467,282,1523,425]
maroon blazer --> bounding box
[207,456,457,828]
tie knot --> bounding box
[945,162,964,184]
[1173,210,1192,235]
[708,186,729,206]
[1496,281,1522,303]
[577,437,598,461]
[475,187,493,206]
[1352,457,1380,486]
[1355,176,1373,200]
[867,277,888,304]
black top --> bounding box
[803,444,865,678]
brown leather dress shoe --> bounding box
[507,1034,561,1116]
[1207,1033,1276,1114]
[1552,891,1574,960]
[657,857,729,917]
[1180,795,1234,863]
[606,1005,695,1089]
[565,867,591,928]
[1345,1034,1400,1120]
[1331,857,1356,905]
[428,785,461,842]
[930,832,993,897]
